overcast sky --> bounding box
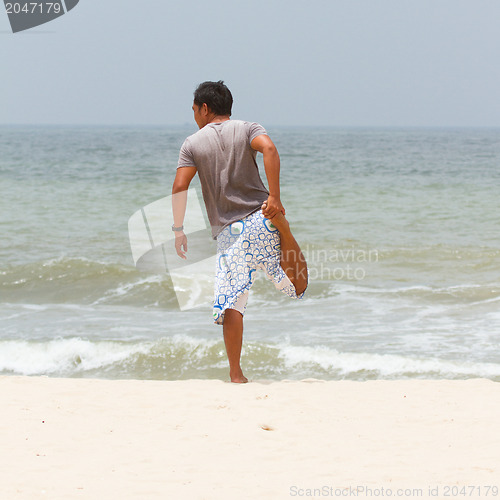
[2,0,500,127]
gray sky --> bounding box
[2,0,500,127]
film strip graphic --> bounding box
[3,0,79,33]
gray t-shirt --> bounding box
[177,120,270,239]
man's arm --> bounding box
[250,134,285,219]
[171,166,197,259]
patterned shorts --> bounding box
[213,208,307,325]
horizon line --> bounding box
[1,123,500,129]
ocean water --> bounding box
[1,124,499,381]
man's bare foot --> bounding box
[261,201,308,296]
[230,371,248,383]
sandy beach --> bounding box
[1,377,498,499]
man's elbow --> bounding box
[263,144,279,160]
[172,167,197,194]
[262,142,277,153]
[172,179,190,194]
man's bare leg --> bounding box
[222,308,248,383]
[262,203,308,296]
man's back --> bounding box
[177,120,270,239]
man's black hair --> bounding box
[193,81,233,116]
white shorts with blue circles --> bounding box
[213,209,306,325]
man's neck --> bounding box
[207,115,230,124]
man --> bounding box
[172,81,308,383]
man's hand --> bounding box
[175,231,188,259]
[262,195,285,219]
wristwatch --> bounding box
[172,224,184,232]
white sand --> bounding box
[1,376,498,499]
